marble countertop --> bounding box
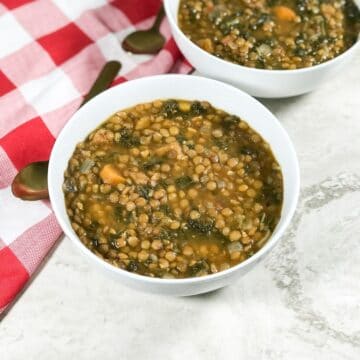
[1,54,360,359]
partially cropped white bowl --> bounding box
[164,0,360,98]
[48,75,300,296]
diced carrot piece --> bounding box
[135,116,150,130]
[129,171,149,185]
[273,6,297,21]
[155,142,183,157]
[198,38,214,53]
[178,101,191,112]
[91,129,113,144]
[100,164,125,185]
[321,3,336,16]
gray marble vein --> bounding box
[266,173,360,349]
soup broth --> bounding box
[63,100,283,278]
[178,0,360,69]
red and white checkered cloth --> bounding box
[0,0,191,315]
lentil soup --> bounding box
[178,0,360,70]
[63,100,283,278]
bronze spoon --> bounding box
[11,60,122,201]
[122,5,165,54]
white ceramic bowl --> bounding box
[48,75,300,296]
[164,0,360,98]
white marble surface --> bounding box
[1,53,360,359]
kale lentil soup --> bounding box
[63,100,283,278]
[178,0,360,69]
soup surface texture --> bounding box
[63,100,283,278]
[178,0,360,69]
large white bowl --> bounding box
[164,0,360,98]
[48,75,300,296]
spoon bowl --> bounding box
[122,29,165,54]
[12,161,49,201]
[122,5,165,54]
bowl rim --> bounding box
[164,0,360,75]
[48,74,300,285]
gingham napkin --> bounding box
[0,0,191,315]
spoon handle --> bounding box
[81,60,121,106]
[151,5,165,31]
[12,60,122,201]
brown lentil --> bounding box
[151,240,163,250]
